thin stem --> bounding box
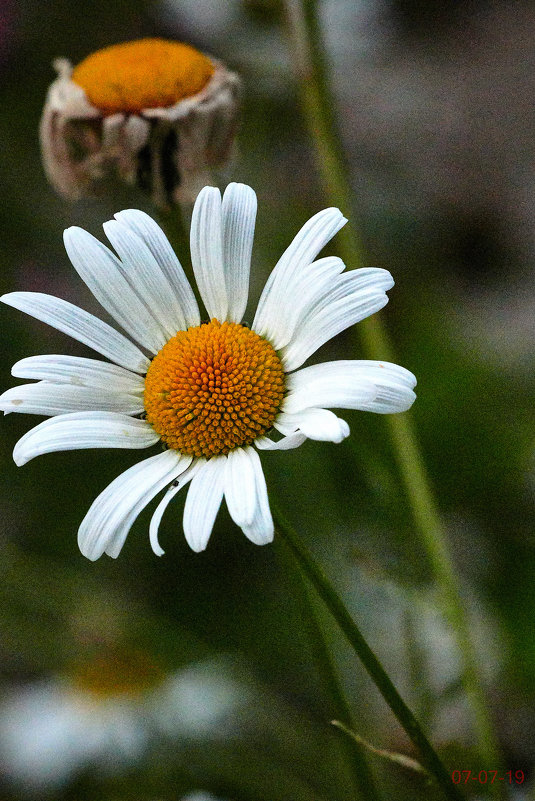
[273,505,464,801]
[282,0,502,793]
[276,539,381,801]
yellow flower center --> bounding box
[71,38,215,115]
[144,320,285,458]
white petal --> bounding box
[190,187,227,320]
[183,456,225,552]
[149,460,203,556]
[339,360,416,413]
[0,382,144,416]
[1,292,149,374]
[281,408,350,443]
[283,364,377,414]
[12,355,144,394]
[63,227,167,353]
[286,359,416,414]
[254,257,345,350]
[272,414,300,436]
[13,411,158,466]
[253,208,347,341]
[114,209,200,328]
[103,220,186,336]
[276,256,347,350]
[222,183,257,323]
[78,450,188,561]
[240,448,274,545]
[297,268,393,323]
[281,290,389,372]
[255,431,307,450]
[224,447,257,527]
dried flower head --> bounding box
[39,38,241,207]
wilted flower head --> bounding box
[40,38,241,207]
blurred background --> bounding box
[0,0,534,799]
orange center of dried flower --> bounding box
[144,320,285,459]
[71,38,215,115]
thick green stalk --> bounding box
[277,540,381,801]
[282,0,502,793]
[273,505,463,801]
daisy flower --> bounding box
[0,656,244,793]
[0,183,416,559]
[40,39,240,207]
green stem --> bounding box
[273,505,463,801]
[282,0,502,794]
[277,539,381,801]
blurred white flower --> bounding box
[182,794,227,801]
[0,679,147,791]
[153,661,250,739]
[157,0,378,96]
[0,658,248,793]
[159,0,241,39]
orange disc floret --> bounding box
[71,38,215,115]
[144,320,286,459]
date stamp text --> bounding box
[452,770,524,785]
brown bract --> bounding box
[39,40,241,208]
